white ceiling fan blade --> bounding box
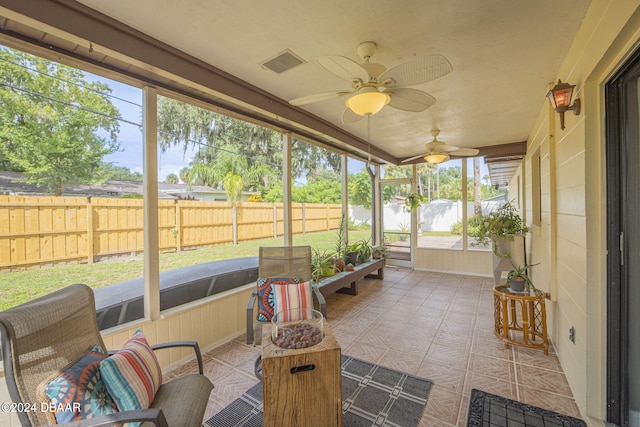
[401,153,427,163]
[452,148,480,156]
[341,108,364,124]
[317,56,369,82]
[440,144,461,153]
[388,88,436,112]
[289,91,346,106]
[380,54,453,87]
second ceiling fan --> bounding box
[401,130,480,165]
[289,42,452,123]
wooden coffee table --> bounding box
[261,321,342,427]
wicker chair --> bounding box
[246,246,326,345]
[0,283,213,427]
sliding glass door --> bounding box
[606,45,640,427]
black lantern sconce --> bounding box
[546,79,581,130]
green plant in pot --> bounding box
[355,238,372,264]
[345,243,359,265]
[506,262,539,292]
[398,222,410,242]
[334,213,347,272]
[403,193,426,213]
[311,248,336,282]
[371,245,388,259]
[471,200,529,258]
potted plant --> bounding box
[403,193,426,213]
[345,243,360,265]
[372,245,388,260]
[506,263,539,292]
[320,251,336,277]
[334,214,347,272]
[354,238,372,264]
[472,200,529,256]
[471,200,529,285]
[398,222,410,242]
[311,248,336,282]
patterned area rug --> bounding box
[467,389,587,427]
[203,355,433,427]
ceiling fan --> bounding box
[401,129,480,164]
[289,41,452,123]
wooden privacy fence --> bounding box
[0,196,342,271]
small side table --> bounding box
[262,321,342,427]
[493,285,549,354]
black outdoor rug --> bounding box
[203,354,433,427]
[467,389,587,427]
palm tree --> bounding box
[473,158,482,216]
[222,172,243,202]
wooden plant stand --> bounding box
[493,284,549,354]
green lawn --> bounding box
[0,229,371,310]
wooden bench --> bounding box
[316,258,385,298]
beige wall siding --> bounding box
[413,247,492,276]
[100,285,254,370]
[510,1,640,424]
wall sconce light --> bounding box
[345,87,391,116]
[424,152,450,164]
[546,79,581,130]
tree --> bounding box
[473,158,482,215]
[222,172,243,202]
[165,173,179,184]
[348,169,373,208]
[102,164,143,182]
[263,171,342,204]
[0,48,121,195]
[178,167,190,184]
[156,96,341,196]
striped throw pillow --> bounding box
[271,281,312,321]
[99,329,162,415]
[257,277,301,322]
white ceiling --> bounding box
[75,0,590,162]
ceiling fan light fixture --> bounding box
[424,152,449,164]
[345,87,390,116]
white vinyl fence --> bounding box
[349,199,507,232]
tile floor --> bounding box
[166,266,582,426]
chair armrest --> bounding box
[61,407,168,426]
[311,285,327,318]
[247,289,257,310]
[151,341,205,375]
[247,289,258,345]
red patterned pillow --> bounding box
[257,277,301,321]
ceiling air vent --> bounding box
[261,49,305,74]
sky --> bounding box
[85,73,198,181]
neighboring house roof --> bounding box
[0,171,258,200]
